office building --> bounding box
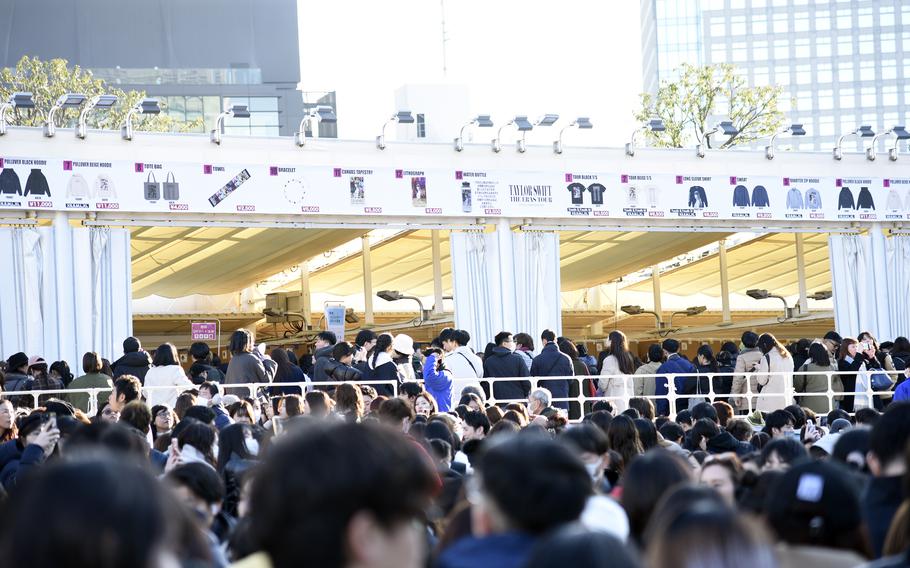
[641,0,909,151]
[0,0,334,138]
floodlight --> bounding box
[697,120,739,157]
[44,93,87,137]
[377,289,427,321]
[210,104,251,145]
[661,305,708,336]
[808,290,833,300]
[620,305,643,315]
[746,289,770,300]
[295,105,337,147]
[0,92,35,136]
[625,118,665,157]
[492,115,533,153]
[76,94,119,139]
[554,116,593,154]
[516,114,559,153]
[866,125,910,161]
[765,123,806,160]
[376,111,415,150]
[120,98,161,141]
[454,114,494,152]
[746,289,801,320]
[833,125,875,160]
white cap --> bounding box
[392,334,415,355]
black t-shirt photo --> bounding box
[588,183,606,205]
[568,182,586,204]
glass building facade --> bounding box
[641,0,909,151]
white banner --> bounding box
[0,155,906,222]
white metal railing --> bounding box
[1,371,906,418]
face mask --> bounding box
[212,442,220,461]
[584,462,601,481]
[253,409,262,423]
[785,430,801,443]
[245,437,260,457]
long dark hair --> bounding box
[608,330,636,375]
[152,343,179,367]
[369,334,393,367]
[230,330,253,355]
[177,421,217,468]
[607,415,643,473]
[216,423,255,473]
[271,348,295,381]
[807,342,830,367]
[697,345,718,373]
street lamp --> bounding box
[553,116,593,154]
[377,289,429,321]
[621,305,664,328]
[210,104,251,145]
[517,114,559,153]
[376,111,415,150]
[625,118,665,157]
[764,123,806,160]
[833,125,875,160]
[76,94,118,139]
[295,105,337,147]
[747,288,803,320]
[866,125,910,161]
[454,114,494,151]
[491,115,533,153]
[0,92,35,136]
[120,98,161,141]
[696,120,738,158]
[44,93,87,137]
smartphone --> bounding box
[43,412,57,431]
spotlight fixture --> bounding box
[746,288,803,320]
[696,120,738,158]
[376,111,415,150]
[210,104,251,145]
[295,105,337,147]
[120,98,161,141]
[764,123,806,160]
[44,93,87,137]
[0,92,35,136]
[517,114,559,153]
[454,114,494,151]
[833,125,875,160]
[491,115,533,153]
[76,94,118,139]
[620,305,665,330]
[624,118,665,157]
[553,116,593,154]
[377,289,428,321]
[660,305,707,337]
[807,290,833,301]
[866,125,910,161]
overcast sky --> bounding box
[298,0,642,146]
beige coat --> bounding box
[730,347,764,409]
[633,361,661,397]
[753,349,793,412]
[794,362,841,414]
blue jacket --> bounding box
[894,380,910,402]
[436,532,536,568]
[655,354,696,417]
[483,346,531,403]
[530,343,574,410]
[786,188,804,210]
[424,354,453,412]
[212,404,233,431]
[751,185,770,207]
[732,184,750,207]
[839,187,856,210]
[0,440,46,491]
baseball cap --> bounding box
[823,331,843,345]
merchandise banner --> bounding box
[0,155,906,222]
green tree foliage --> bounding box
[635,63,785,149]
[0,56,202,133]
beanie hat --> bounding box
[17,412,47,439]
[123,337,141,353]
[44,399,75,417]
[766,461,861,542]
[7,352,29,372]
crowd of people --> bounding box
[0,326,909,567]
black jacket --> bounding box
[857,186,876,210]
[706,431,754,457]
[838,187,856,210]
[863,475,904,558]
[323,359,363,383]
[112,351,152,384]
[311,345,335,382]
[483,346,531,403]
[530,343,574,410]
[837,354,881,412]
[189,362,225,385]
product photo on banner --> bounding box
[786,187,804,210]
[688,185,708,208]
[857,186,875,210]
[0,168,22,195]
[751,185,770,208]
[95,174,117,200]
[163,172,179,201]
[67,173,90,200]
[24,169,50,196]
[144,172,161,201]
[838,186,856,210]
[732,184,750,207]
[805,188,822,210]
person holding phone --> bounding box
[0,411,60,491]
[837,337,883,413]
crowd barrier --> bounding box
[2,370,906,419]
